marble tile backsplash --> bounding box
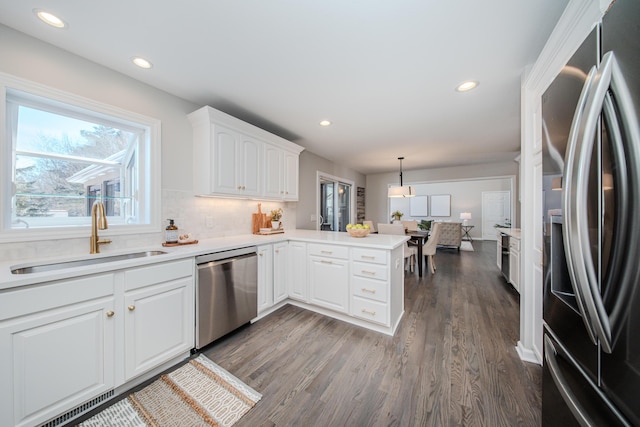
[161,189,295,239]
[0,190,295,263]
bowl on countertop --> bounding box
[347,228,370,238]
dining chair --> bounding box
[378,223,417,272]
[422,222,442,274]
[363,220,375,233]
[401,220,418,231]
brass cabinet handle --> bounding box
[362,270,376,275]
[361,308,376,316]
[321,250,332,254]
[106,310,115,318]
[321,260,332,264]
[361,288,376,294]
[128,305,135,311]
[361,255,375,260]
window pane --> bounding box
[11,104,138,228]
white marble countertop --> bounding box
[496,228,521,239]
[0,230,408,291]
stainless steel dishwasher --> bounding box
[195,246,257,349]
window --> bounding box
[0,74,161,242]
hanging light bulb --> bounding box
[388,157,415,198]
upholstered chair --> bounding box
[423,222,442,274]
[401,220,418,231]
[436,222,462,251]
[377,223,417,272]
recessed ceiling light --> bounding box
[319,120,331,126]
[132,57,153,69]
[34,9,67,28]
[456,81,479,92]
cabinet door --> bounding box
[509,249,520,293]
[240,135,261,196]
[264,144,283,198]
[273,242,288,303]
[309,256,349,313]
[124,278,194,381]
[0,298,115,427]
[212,124,240,195]
[283,151,299,201]
[257,245,274,313]
[288,241,308,301]
[496,237,502,270]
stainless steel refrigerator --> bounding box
[542,0,640,425]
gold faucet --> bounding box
[90,201,112,254]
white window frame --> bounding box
[0,72,161,243]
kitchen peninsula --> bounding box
[0,230,408,427]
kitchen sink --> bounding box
[10,250,168,274]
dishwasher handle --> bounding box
[197,252,256,270]
[196,246,257,265]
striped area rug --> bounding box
[79,354,261,427]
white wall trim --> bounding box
[518,0,605,364]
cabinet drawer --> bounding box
[308,243,349,259]
[0,274,114,321]
[351,296,388,326]
[351,262,388,281]
[351,248,387,265]
[124,259,194,291]
[509,238,520,251]
[351,276,388,303]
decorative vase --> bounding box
[271,220,281,230]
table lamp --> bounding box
[460,212,472,225]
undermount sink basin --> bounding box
[10,250,168,275]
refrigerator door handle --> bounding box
[565,51,640,354]
[544,335,596,427]
[562,64,600,344]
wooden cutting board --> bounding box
[252,203,267,234]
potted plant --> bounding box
[391,210,403,222]
[270,208,283,230]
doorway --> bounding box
[318,173,353,232]
[482,191,511,240]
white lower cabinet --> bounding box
[0,274,116,427]
[273,242,288,303]
[257,244,274,313]
[0,258,194,427]
[350,248,391,326]
[308,244,349,313]
[509,237,521,293]
[122,259,194,382]
[287,241,307,302]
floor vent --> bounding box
[41,390,114,427]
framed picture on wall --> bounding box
[430,194,451,217]
[409,195,428,216]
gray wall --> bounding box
[0,24,365,260]
[0,24,198,193]
[366,160,520,237]
[296,150,366,230]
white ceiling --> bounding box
[0,1,568,174]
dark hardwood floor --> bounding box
[203,240,542,426]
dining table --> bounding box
[405,229,430,277]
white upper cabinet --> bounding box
[211,125,261,197]
[188,106,304,200]
[264,144,299,200]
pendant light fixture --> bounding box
[388,157,415,198]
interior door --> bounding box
[482,191,511,240]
